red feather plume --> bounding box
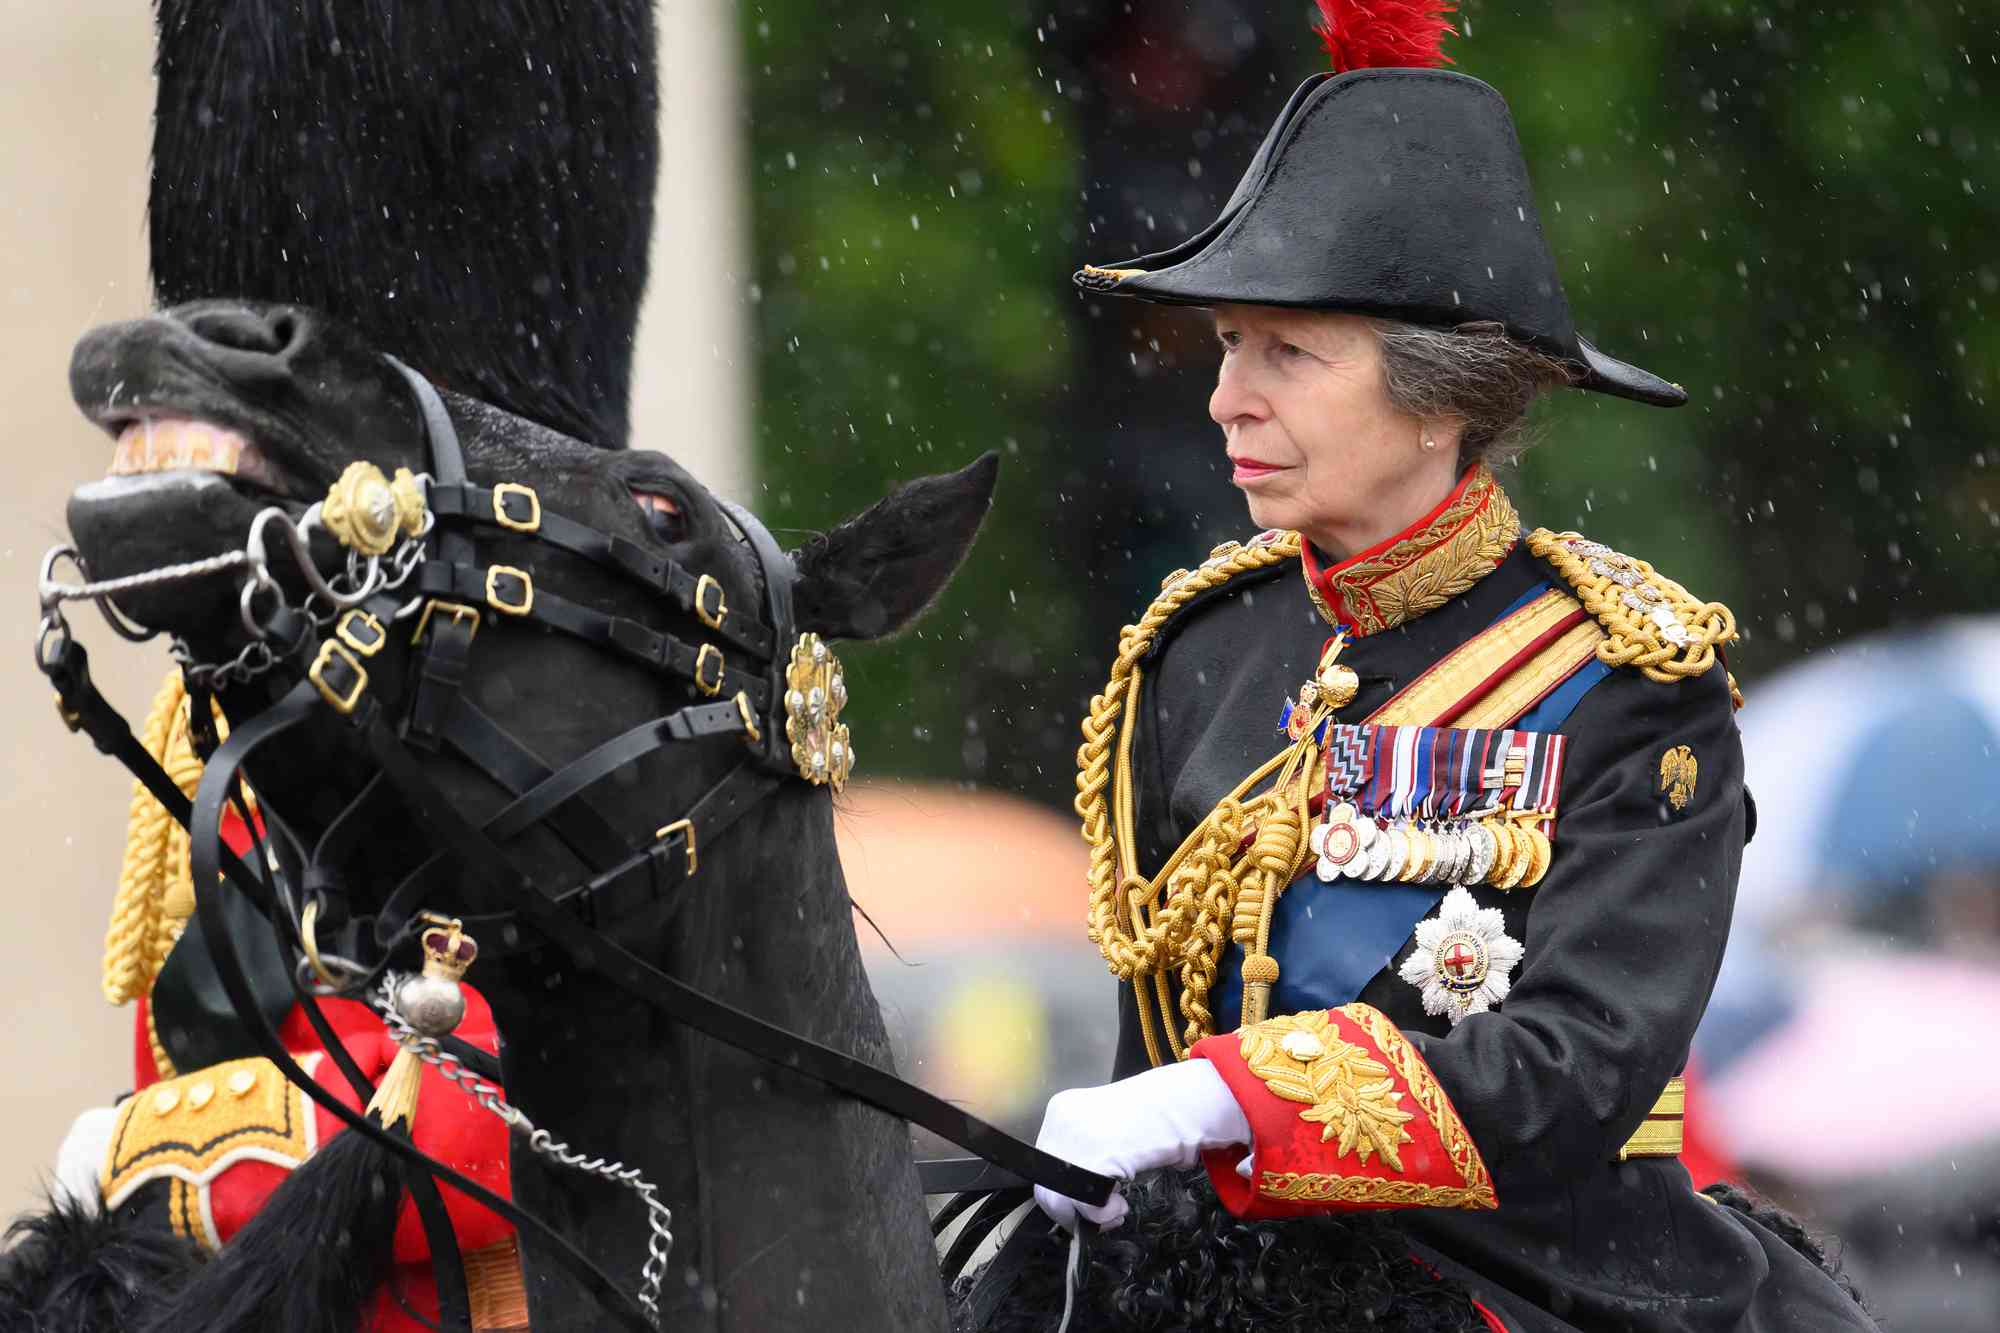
[1312,0,1457,73]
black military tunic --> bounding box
[1105,498,1875,1332]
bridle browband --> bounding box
[37,357,1111,1331]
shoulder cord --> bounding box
[1074,535,1317,1064]
[1524,528,1737,683]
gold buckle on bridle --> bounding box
[694,573,728,631]
[734,690,762,745]
[335,608,388,657]
[485,565,534,617]
[410,599,482,646]
[492,482,541,533]
[308,640,368,715]
[694,642,725,697]
[654,818,697,875]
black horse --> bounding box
[27,298,992,1332]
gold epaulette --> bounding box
[1525,529,1737,687]
[101,1054,321,1251]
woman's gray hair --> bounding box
[1368,319,1584,471]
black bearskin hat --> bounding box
[149,1,659,446]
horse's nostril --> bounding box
[182,306,297,357]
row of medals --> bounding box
[1313,801,1551,891]
[1293,642,1551,893]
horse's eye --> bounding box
[631,489,687,543]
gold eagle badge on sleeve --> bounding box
[1658,745,1698,811]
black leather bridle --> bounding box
[39,359,1111,1331]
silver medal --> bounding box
[1359,830,1394,881]
[1462,822,1497,885]
[1381,825,1409,882]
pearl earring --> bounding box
[1422,437,1439,451]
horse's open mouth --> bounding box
[68,413,328,645]
[99,415,312,503]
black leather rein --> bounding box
[42,356,1111,1329]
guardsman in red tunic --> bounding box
[75,672,524,1332]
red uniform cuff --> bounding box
[1189,1004,1497,1219]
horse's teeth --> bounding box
[109,418,249,478]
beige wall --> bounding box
[0,0,165,1222]
[0,1,748,1220]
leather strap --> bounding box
[370,702,750,948]
[549,764,782,928]
[386,358,474,576]
[363,717,1118,1208]
[435,697,629,870]
[964,1204,1061,1331]
[479,704,749,845]
[716,500,797,774]
[187,681,661,1333]
[920,1156,1032,1197]
[408,609,476,745]
[429,483,774,660]
[45,635,198,835]
[939,1188,1031,1285]
[414,561,772,711]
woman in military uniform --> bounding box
[1031,7,1876,1331]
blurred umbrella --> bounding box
[1697,616,2000,1179]
[1709,949,2000,1184]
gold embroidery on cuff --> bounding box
[1257,1172,1498,1208]
[1244,1004,1500,1210]
[1239,1012,1416,1171]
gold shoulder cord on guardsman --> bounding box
[1076,533,1354,1066]
[103,668,251,1081]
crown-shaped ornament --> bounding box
[419,919,479,983]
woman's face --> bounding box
[1209,305,1459,554]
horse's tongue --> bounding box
[109,417,285,492]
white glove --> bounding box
[1031,1057,1250,1232]
[52,1105,119,1212]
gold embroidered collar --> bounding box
[1299,466,1521,636]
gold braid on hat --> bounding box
[1076,534,1327,1065]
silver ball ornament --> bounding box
[398,973,467,1037]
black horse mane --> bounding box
[149,0,658,449]
[959,1170,1493,1333]
[0,1187,200,1333]
[957,1173,1868,1333]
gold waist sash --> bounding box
[1617,1076,1687,1160]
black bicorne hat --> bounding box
[1076,65,1685,408]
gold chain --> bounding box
[1075,534,1315,1060]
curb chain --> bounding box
[375,974,672,1325]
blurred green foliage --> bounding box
[741,1,1997,801]
[740,5,1088,794]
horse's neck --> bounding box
[499,788,948,1333]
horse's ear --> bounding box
[791,452,999,642]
